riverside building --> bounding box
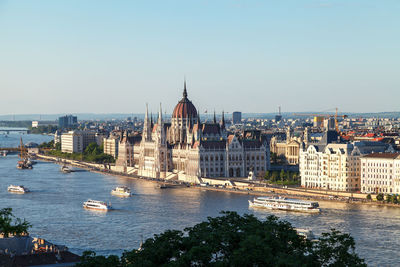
[61,130,104,153]
[119,82,270,183]
[360,153,400,194]
[300,132,393,192]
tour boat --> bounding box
[248,196,320,213]
[111,186,131,197]
[8,185,29,194]
[83,199,112,211]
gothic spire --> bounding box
[158,103,163,124]
[183,79,188,98]
[221,110,225,129]
[213,110,216,124]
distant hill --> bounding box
[0,111,399,121]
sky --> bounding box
[0,0,399,116]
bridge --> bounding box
[0,128,29,134]
[0,147,28,155]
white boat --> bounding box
[83,199,112,211]
[60,165,72,173]
[111,186,131,197]
[8,185,29,194]
[248,196,320,213]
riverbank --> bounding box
[35,153,400,208]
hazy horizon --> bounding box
[1,1,399,115]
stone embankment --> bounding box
[36,154,397,207]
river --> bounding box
[1,133,399,266]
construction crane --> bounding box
[293,108,348,133]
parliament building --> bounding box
[117,82,270,183]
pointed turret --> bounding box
[221,111,225,129]
[158,103,163,125]
[213,110,216,124]
[150,112,154,129]
[143,103,151,141]
[183,79,188,98]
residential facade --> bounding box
[360,153,400,194]
[61,131,83,153]
[61,130,103,153]
[300,140,393,192]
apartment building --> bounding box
[300,140,393,192]
[360,153,400,194]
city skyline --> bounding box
[1,0,399,115]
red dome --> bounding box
[172,84,197,118]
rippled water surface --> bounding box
[1,133,400,266]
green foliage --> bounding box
[46,143,115,164]
[0,121,31,128]
[366,194,372,200]
[264,170,270,180]
[271,152,278,164]
[75,251,120,267]
[28,125,58,134]
[280,169,285,181]
[38,140,55,149]
[314,229,366,267]
[266,170,300,186]
[393,195,398,204]
[55,142,61,151]
[376,193,384,201]
[386,194,392,203]
[78,211,365,267]
[0,208,31,238]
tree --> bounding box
[271,152,278,164]
[376,193,384,201]
[280,169,285,182]
[0,208,31,238]
[264,171,270,180]
[78,212,366,267]
[393,195,398,204]
[366,194,372,200]
[75,251,120,267]
[313,229,366,267]
[386,194,393,203]
[271,171,278,182]
[55,142,61,151]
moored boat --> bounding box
[248,196,320,213]
[8,185,29,194]
[111,186,131,197]
[17,159,33,169]
[83,199,112,211]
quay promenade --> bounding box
[35,153,389,207]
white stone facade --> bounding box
[300,141,394,192]
[360,153,400,194]
[135,85,270,182]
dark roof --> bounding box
[363,152,400,159]
[200,140,226,150]
[242,140,263,149]
[202,123,221,135]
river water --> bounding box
[1,133,399,266]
